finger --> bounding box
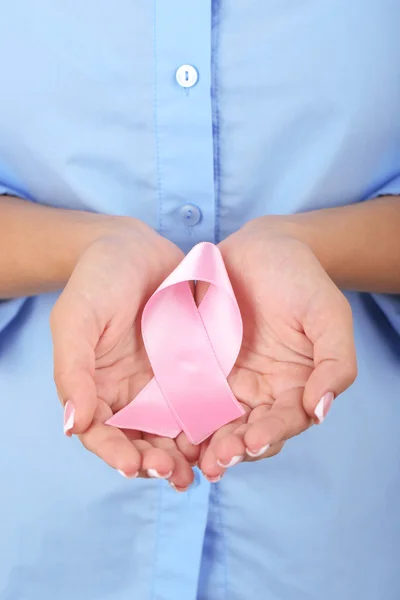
[168,452,195,491]
[121,438,163,480]
[144,434,195,490]
[199,407,249,480]
[51,291,101,435]
[80,406,142,477]
[245,440,285,461]
[244,388,311,455]
[175,432,201,466]
[138,440,176,480]
[209,423,247,469]
[302,289,358,423]
[212,421,285,464]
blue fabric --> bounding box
[0,2,400,599]
[374,174,400,198]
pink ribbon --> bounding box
[106,242,244,445]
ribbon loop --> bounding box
[106,242,244,445]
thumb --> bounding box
[51,291,100,435]
[302,288,358,423]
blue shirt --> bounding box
[1,2,400,599]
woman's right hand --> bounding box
[51,219,199,490]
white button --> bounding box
[180,204,202,226]
[176,65,199,88]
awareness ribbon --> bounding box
[106,242,245,445]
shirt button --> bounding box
[180,204,202,226]
[176,64,199,88]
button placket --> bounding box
[154,0,215,254]
[152,1,215,596]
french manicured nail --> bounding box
[170,482,190,493]
[246,444,270,458]
[63,401,75,436]
[206,474,222,483]
[118,470,139,479]
[314,392,335,423]
[217,455,243,468]
[147,469,173,480]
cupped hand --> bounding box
[51,220,198,490]
[198,218,357,481]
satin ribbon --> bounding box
[106,242,244,445]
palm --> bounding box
[52,229,199,487]
[92,320,198,482]
[198,225,353,478]
[93,319,152,413]
[229,321,313,421]
[91,235,313,481]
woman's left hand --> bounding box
[197,217,357,481]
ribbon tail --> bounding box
[105,378,182,439]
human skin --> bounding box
[0,195,398,489]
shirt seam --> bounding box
[150,480,164,600]
[215,484,229,599]
[153,0,163,235]
[212,0,221,244]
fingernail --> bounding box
[314,392,335,424]
[170,482,190,493]
[205,474,222,483]
[147,469,173,480]
[217,455,243,468]
[63,401,75,436]
[118,470,139,479]
[246,444,270,458]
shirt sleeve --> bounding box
[0,185,27,335]
[368,175,400,337]
[373,173,400,197]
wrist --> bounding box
[241,213,321,249]
[73,214,178,293]
[52,212,155,290]
[240,213,336,276]
[0,195,160,298]
[240,197,400,293]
